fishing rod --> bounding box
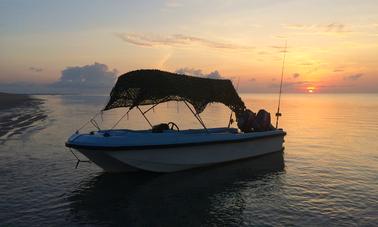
[275,40,287,129]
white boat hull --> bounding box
[71,130,285,173]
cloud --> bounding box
[155,52,172,69]
[270,45,289,53]
[51,62,118,90]
[325,23,347,33]
[249,78,256,82]
[269,80,315,90]
[284,24,314,30]
[115,33,251,50]
[164,0,182,8]
[274,35,288,39]
[282,81,307,88]
[267,81,301,92]
[293,73,300,78]
[207,71,222,79]
[284,23,351,34]
[175,68,203,76]
[29,67,43,72]
[175,68,224,79]
[344,73,363,81]
[306,66,320,74]
[257,51,268,55]
[333,68,344,72]
[0,62,118,94]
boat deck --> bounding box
[98,127,238,135]
[66,127,285,150]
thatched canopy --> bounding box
[103,69,246,114]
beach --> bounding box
[0,92,47,141]
[0,92,36,110]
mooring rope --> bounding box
[111,108,132,129]
[76,111,102,133]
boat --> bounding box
[65,69,286,173]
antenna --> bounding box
[275,40,287,129]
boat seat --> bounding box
[152,123,170,133]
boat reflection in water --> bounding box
[69,151,285,226]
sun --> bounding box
[307,86,315,93]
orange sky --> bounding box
[0,0,377,93]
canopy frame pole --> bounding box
[76,110,102,133]
[227,113,233,128]
[111,107,132,129]
[143,102,160,114]
[196,114,207,131]
[143,98,168,114]
[137,106,153,128]
[227,77,240,128]
[183,101,209,133]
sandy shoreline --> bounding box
[0,92,38,110]
[0,92,47,141]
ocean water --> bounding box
[0,93,377,226]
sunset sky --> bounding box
[1,0,377,93]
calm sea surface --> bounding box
[0,93,377,226]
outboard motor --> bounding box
[237,109,274,132]
[253,109,274,131]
